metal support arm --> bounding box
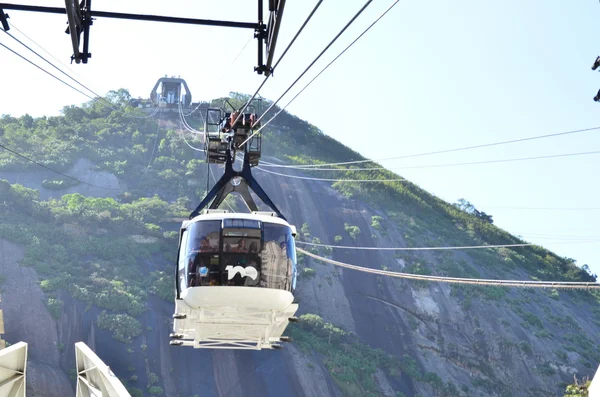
[0,8,9,31]
[190,148,286,220]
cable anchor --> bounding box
[0,9,9,31]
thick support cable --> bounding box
[256,166,406,182]
[263,126,600,169]
[239,0,392,149]
[2,29,116,109]
[0,40,97,101]
[297,248,600,289]
[254,149,600,179]
[246,0,374,139]
[251,0,400,143]
[178,105,205,153]
[296,240,600,250]
[230,0,324,128]
[179,103,203,135]
[297,241,536,251]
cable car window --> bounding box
[222,219,261,254]
[221,221,261,286]
[261,223,297,291]
[187,221,221,253]
[178,229,189,292]
[185,221,221,287]
[223,219,261,231]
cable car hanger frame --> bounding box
[0,0,285,75]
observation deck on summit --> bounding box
[150,76,192,110]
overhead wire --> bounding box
[260,150,600,172]
[179,103,204,135]
[247,0,402,145]
[239,0,376,149]
[135,106,160,119]
[263,127,600,171]
[230,0,325,129]
[297,248,600,289]
[254,150,600,182]
[1,27,157,119]
[0,39,103,104]
[215,35,254,83]
[260,125,600,169]
[256,166,405,182]
[178,107,206,153]
[296,239,600,251]
[2,29,118,111]
[9,21,88,82]
[185,34,254,119]
[521,236,600,242]
[486,206,600,211]
[144,109,162,170]
[515,232,600,239]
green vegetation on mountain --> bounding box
[0,90,598,396]
[564,376,591,396]
[0,178,181,341]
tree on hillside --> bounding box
[105,89,133,106]
[564,375,591,397]
[454,198,494,224]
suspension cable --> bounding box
[1,32,154,119]
[230,0,325,128]
[296,239,600,251]
[487,205,600,211]
[179,103,204,135]
[260,150,600,172]
[297,248,600,289]
[238,0,374,149]
[179,114,205,153]
[214,35,254,85]
[144,109,162,170]
[245,0,401,146]
[256,166,405,182]
[254,150,600,181]
[0,40,101,103]
[10,21,88,83]
[262,125,600,169]
[2,30,117,110]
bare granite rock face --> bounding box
[0,158,123,201]
[0,239,74,397]
[0,158,598,397]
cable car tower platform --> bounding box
[0,1,286,76]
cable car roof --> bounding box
[185,211,294,229]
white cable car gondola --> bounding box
[171,108,299,350]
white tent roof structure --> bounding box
[0,341,132,397]
[75,342,131,397]
[0,342,26,397]
[590,365,600,397]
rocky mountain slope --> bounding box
[0,92,597,397]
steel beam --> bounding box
[0,3,258,29]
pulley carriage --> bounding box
[172,107,298,350]
[203,104,262,166]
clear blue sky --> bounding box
[1,0,600,276]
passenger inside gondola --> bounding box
[181,218,296,290]
[249,242,258,253]
[234,238,247,252]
